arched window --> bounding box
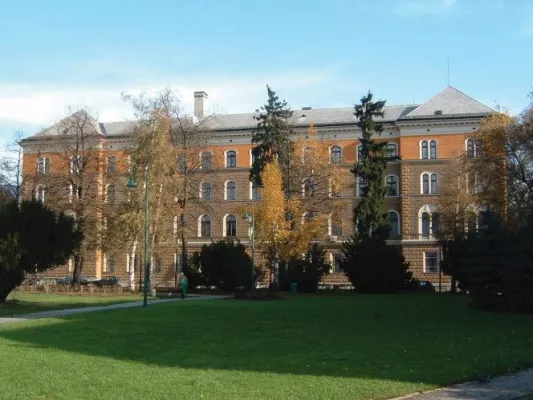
[420,140,437,159]
[385,175,398,196]
[200,215,211,238]
[421,173,438,194]
[419,205,438,239]
[226,150,237,168]
[225,215,237,237]
[386,143,397,160]
[303,212,313,224]
[303,147,314,165]
[429,140,437,159]
[387,211,400,237]
[201,152,212,169]
[106,184,116,204]
[201,182,212,200]
[330,146,342,164]
[357,177,368,197]
[421,212,431,237]
[225,181,236,200]
[37,157,50,175]
[251,182,261,200]
[302,179,315,198]
[421,141,428,159]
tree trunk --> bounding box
[72,253,83,285]
[128,239,138,291]
[0,275,21,303]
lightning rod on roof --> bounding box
[447,56,451,87]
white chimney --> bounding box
[194,91,208,119]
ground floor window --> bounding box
[424,251,439,273]
[331,253,343,273]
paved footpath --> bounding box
[0,295,230,325]
[392,369,533,400]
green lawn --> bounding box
[0,294,532,399]
[0,292,141,317]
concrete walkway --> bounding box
[0,294,230,325]
[392,369,533,400]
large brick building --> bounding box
[20,86,492,289]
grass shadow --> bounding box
[0,294,532,386]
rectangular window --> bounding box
[104,255,115,273]
[37,157,50,174]
[332,253,343,273]
[424,251,439,273]
[107,156,117,173]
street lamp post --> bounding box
[242,208,255,291]
[127,164,151,307]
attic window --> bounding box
[434,110,443,115]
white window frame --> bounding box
[420,172,438,195]
[103,253,115,273]
[418,204,437,239]
[419,139,438,160]
[37,157,50,175]
[223,214,237,237]
[224,149,237,168]
[225,180,237,201]
[328,214,343,236]
[198,215,212,238]
[423,251,440,273]
[35,185,46,203]
[357,144,363,162]
[329,145,343,164]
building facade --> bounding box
[20,86,493,289]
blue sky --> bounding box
[0,0,532,143]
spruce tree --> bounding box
[351,91,392,237]
[341,92,411,293]
[250,85,293,190]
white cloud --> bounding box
[393,0,457,18]
[0,69,351,135]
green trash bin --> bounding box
[290,282,298,294]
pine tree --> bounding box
[351,92,392,238]
[250,85,293,190]
[341,92,410,293]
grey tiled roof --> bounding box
[35,110,103,137]
[25,87,492,139]
[403,86,493,119]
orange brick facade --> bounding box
[20,87,492,290]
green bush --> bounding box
[0,200,82,302]
[451,211,533,313]
[190,240,252,292]
[340,236,412,293]
[281,244,330,292]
